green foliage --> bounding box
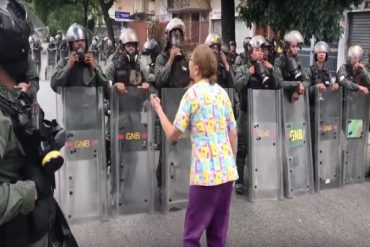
[238,0,363,41]
[30,0,104,34]
[33,0,63,24]
[47,5,84,36]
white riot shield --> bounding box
[31,48,41,75]
[46,48,57,80]
[312,88,343,191]
[342,89,370,184]
[110,86,155,214]
[247,89,284,201]
[282,90,314,198]
[160,88,191,212]
[56,86,108,222]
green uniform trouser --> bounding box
[236,110,248,184]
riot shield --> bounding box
[160,88,191,212]
[56,86,108,222]
[282,90,314,198]
[46,48,57,80]
[247,89,283,202]
[342,89,370,184]
[110,86,155,214]
[312,88,343,191]
[31,48,41,75]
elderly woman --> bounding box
[151,44,238,247]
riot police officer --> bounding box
[55,34,62,61]
[140,38,161,86]
[104,39,115,65]
[204,33,234,88]
[274,30,310,102]
[58,35,69,61]
[337,45,370,94]
[307,41,340,161]
[55,34,62,48]
[155,18,191,89]
[307,41,339,94]
[234,36,252,70]
[0,1,76,246]
[48,37,57,50]
[227,40,238,66]
[154,18,191,193]
[234,35,279,194]
[89,38,100,63]
[29,35,42,75]
[50,23,108,94]
[262,39,277,65]
[105,27,150,93]
[17,35,40,101]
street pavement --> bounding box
[70,182,370,247]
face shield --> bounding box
[170,29,184,48]
[348,45,363,63]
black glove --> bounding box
[32,170,53,200]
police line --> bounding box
[54,86,369,222]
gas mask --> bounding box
[287,56,302,81]
[210,44,221,63]
[125,49,138,64]
[77,47,85,63]
[252,60,270,87]
[170,29,184,48]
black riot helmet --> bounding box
[0,0,31,61]
[142,38,161,60]
[0,0,31,81]
[243,36,252,50]
[262,39,273,50]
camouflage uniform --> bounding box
[273,54,310,95]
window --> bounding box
[180,0,190,7]
[168,0,174,9]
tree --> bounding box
[221,0,235,43]
[238,0,362,41]
[32,0,85,35]
[97,0,115,48]
[82,0,89,27]
[47,5,84,35]
[31,0,105,32]
[33,0,63,24]
[29,0,115,46]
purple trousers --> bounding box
[183,181,233,247]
